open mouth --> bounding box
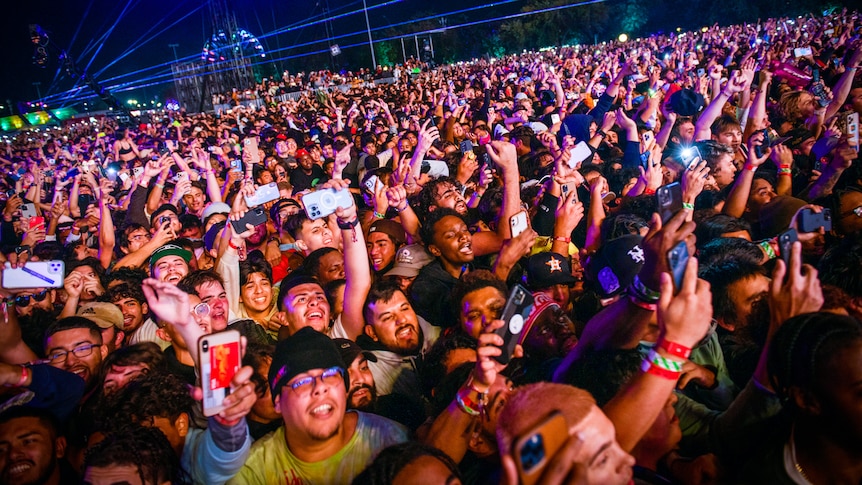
[7,461,34,476]
[459,242,473,255]
[309,403,334,417]
[396,325,415,340]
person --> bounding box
[227,327,408,484]
[108,283,169,349]
[75,302,126,353]
[0,407,77,485]
[82,425,188,485]
[353,441,464,485]
[384,243,434,292]
[149,244,192,285]
[43,317,109,389]
[365,219,407,275]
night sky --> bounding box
[0,0,506,111]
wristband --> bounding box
[630,275,661,303]
[553,236,571,244]
[395,204,409,213]
[646,348,684,372]
[759,239,777,259]
[682,202,694,210]
[643,188,656,196]
[628,294,657,312]
[641,359,681,380]
[5,366,28,388]
[658,340,692,360]
[455,386,483,416]
[336,217,359,230]
[744,164,757,172]
[155,183,165,188]
[373,211,386,219]
[228,240,243,251]
[778,167,792,175]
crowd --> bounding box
[0,7,861,485]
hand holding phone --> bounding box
[510,211,529,238]
[199,330,242,417]
[493,285,535,365]
[513,412,570,485]
[657,183,683,224]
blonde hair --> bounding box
[496,382,596,455]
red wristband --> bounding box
[628,294,657,312]
[659,340,692,359]
[643,188,656,196]
[553,236,571,244]
[642,360,682,380]
[228,240,242,250]
[212,415,241,427]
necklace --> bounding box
[790,426,813,485]
[794,461,811,484]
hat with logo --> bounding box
[584,235,645,298]
[268,327,347,401]
[77,302,125,330]
[524,252,577,289]
[367,219,407,247]
[385,244,434,278]
[668,89,705,117]
[333,338,378,366]
[149,243,193,269]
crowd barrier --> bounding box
[213,77,397,113]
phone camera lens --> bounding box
[202,341,209,352]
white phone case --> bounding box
[2,261,65,289]
[199,330,241,417]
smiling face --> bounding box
[365,290,422,355]
[0,417,64,485]
[282,283,330,333]
[195,281,229,332]
[459,286,506,339]
[367,232,398,272]
[297,219,335,256]
[112,297,148,333]
[183,186,205,212]
[44,327,107,386]
[241,272,273,314]
[276,367,347,444]
[152,255,189,285]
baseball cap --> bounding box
[77,302,125,330]
[514,92,529,101]
[367,219,406,246]
[333,338,378,366]
[519,293,560,345]
[268,327,347,401]
[758,196,808,238]
[202,202,231,224]
[668,89,705,117]
[584,235,646,298]
[149,243,192,269]
[524,252,577,289]
[150,204,179,227]
[385,244,434,278]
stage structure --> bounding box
[171,0,265,113]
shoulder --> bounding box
[355,411,410,443]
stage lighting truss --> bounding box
[201,28,265,63]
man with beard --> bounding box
[43,317,109,389]
[149,244,191,286]
[0,407,76,485]
[289,148,326,192]
[334,339,378,411]
[227,327,408,484]
[358,280,440,397]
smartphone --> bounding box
[697,68,706,77]
[1,261,65,289]
[199,330,242,417]
[230,159,243,173]
[493,284,535,365]
[64,167,80,181]
[364,174,380,193]
[567,141,592,169]
[132,167,144,178]
[514,411,569,485]
[754,129,771,159]
[176,172,189,183]
[510,211,529,238]
[810,82,831,107]
[19,203,37,219]
[550,113,561,125]
[778,228,797,268]
[798,208,832,233]
[657,182,683,224]
[79,194,95,216]
[29,216,45,230]
[459,140,474,155]
[667,241,689,293]
[244,182,280,207]
[794,47,813,57]
[679,146,702,168]
[303,187,354,220]
[243,137,260,164]
[847,112,859,152]
[119,172,130,183]
[230,206,267,233]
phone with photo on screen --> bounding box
[199,330,241,417]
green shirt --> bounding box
[227,411,408,485]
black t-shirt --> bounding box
[289,165,326,192]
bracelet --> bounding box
[641,358,682,380]
[646,348,684,372]
[228,240,243,251]
[5,366,28,388]
[455,386,483,416]
[373,211,386,219]
[759,239,777,259]
[336,217,359,230]
[155,183,165,188]
[658,340,692,360]
[744,164,757,172]
[778,167,792,175]
[643,187,656,196]
[630,275,661,303]
[553,236,571,244]
[682,202,694,210]
[628,294,657,312]
[395,204,409,213]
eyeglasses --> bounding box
[288,367,344,396]
[191,302,211,318]
[13,290,49,307]
[48,343,101,364]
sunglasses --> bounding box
[14,290,49,307]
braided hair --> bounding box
[767,312,862,406]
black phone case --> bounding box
[798,208,832,233]
[230,207,267,233]
[668,241,689,291]
[779,228,798,267]
[657,183,683,224]
[493,284,535,365]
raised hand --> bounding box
[657,256,712,349]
